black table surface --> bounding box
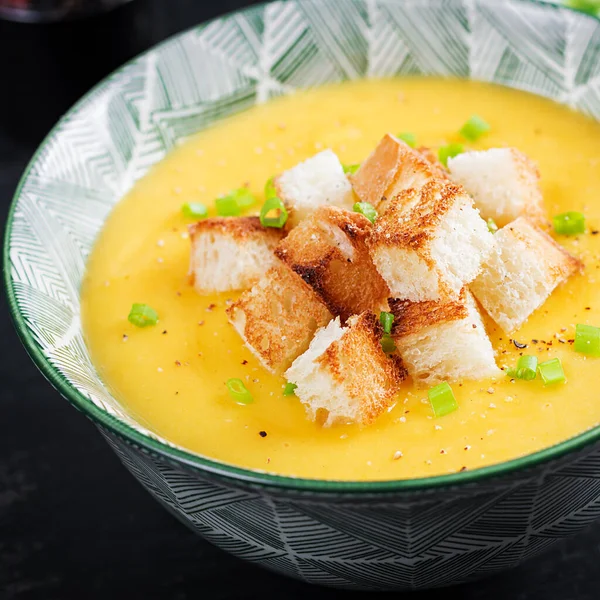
[1,1,600,598]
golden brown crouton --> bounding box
[389,291,501,386]
[471,217,584,333]
[286,312,407,426]
[226,262,333,374]
[274,206,389,321]
[349,134,447,212]
[189,217,285,293]
[368,180,495,302]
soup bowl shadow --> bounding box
[5,0,600,591]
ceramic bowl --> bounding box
[5,0,600,591]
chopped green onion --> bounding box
[553,211,585,236]
[215,195,241,217]
[428,382,458,418]
[260,196,288,228]
[215,188,257,216]
[459,115,491,142]
[181,202,208,219]
[353,202,378,224]
[283,382,298,396]
[231,188,256,210]
[265,176,277,200]
[226,378,254,404]
[343,163,361,175]
[507,355,538,381]
[381,334,397,354]
[128,303,158,328]
[438,143,465,167]
[380,311,394,335]
[538,358,566,386]
[574,324,600,357]
[566,0,600,17]
[397,132,417,148]
[487,218,499,234]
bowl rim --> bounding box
[4,0,600,495]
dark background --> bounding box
[1,1,600,598]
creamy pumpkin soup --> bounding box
[81,79,600,481]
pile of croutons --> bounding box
[189,136,583,426]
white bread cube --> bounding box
[275,149,353,227]
[274,206,389,321]
[390,290,501,387]
[470,217,583,333]
[189,217,285,293]
[285,312,407,426]
[448,148,547,228]
[226,262,332,374]
[350,134,448,213]
[368,180,495,302]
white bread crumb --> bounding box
[275,149,352,227]
[448,148,547,228]
[470,217,583,333]
[189,217,284,293]
[286,312,406,426]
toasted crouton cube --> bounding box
[390,290,501,387]
[448,148,547,228]
[470,217,583,333]
[350,134,448,212]
[189,217,285,293]
[226,262,332,374]
[368,180,495,302]
[274,206,389,321]
[274,149,353,227]
[286,312,407,426]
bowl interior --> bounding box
[5,0,600,492]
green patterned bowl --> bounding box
[5,0,600,590]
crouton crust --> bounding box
[369,180,468,254]
[349,134,402,206]
[389,290,469,338]
[508,149,547,226]
[275,206,390,320]
[317,312,407,424]
[189,216,283,241]
[350,134,444,210]
[226,262,332,374]
[417,146,449,179]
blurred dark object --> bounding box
[0,0,132,22]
